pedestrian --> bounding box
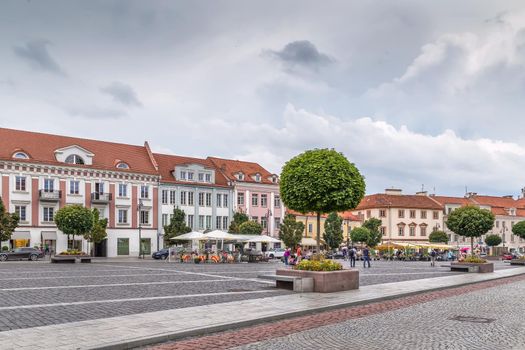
[284,248,290,265]
[296,245,302,263]
[430,249,437,267]
[363,246,371,268]
[349,246,356,267]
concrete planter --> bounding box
[451,262,494,273]
[276,269,359,293]
[510,260,525,266]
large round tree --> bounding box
[428,230,449,244]
[280,149,365,252]
[445,206,494,256]
[484,234,502,255]
[54,205,94,250]
[512,221,525,241]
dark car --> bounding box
[152,248,169,260]
[0,248,44,261]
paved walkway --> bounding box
[1,266,523,350]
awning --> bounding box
[12,231,31,240]
[42,231,57,240]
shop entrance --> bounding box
[94,239,107,257]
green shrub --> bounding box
[295,259,342,271]
[1,246,8,251]
[463,256,487,264]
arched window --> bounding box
[65,154,85,165]
[12,152,29,159]
[116,162,129,169]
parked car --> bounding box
[502,253,513,261]
[152,248,169,260]
[267,248,286,259]
[0,247,44,261]
[325,251,344,259]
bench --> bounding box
[450,265,479,272]
[258,274,313,292]
[51,256,76,264]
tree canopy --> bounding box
[512,221,525,239]
[0,197,19,242]
[445,206,495,254]
[280,149,365,251]
[239,220,263,235]
[428,230,449,244]
[323,212,343,251]
[362,218,382,248]
[228,212,249,233]
[54,205,94,244]
[163,207,191,246]
[484,234,502,247]
[84,209,108,244]
[350,227,370,245]
[278,214,305,249]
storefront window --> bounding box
[117,238,129,255]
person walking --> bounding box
[430,249,437,267]
[296,245,302,263]
[363,246,371,268]
[284,248,290,265]
[349,246,356,268]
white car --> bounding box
[266,248,286,259]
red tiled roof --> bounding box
[0,128,158,175]
[208,157,277,185]
[469,195,519,208]
[356,194,443,210]
[431,196,473,206]
[154,153,230,187]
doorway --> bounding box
[94,239,107,257]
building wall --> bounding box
[295,214,361,244]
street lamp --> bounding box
[266,209,272,236]
[138,199,144,259]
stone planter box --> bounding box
[451,262,494,273]
[510,260,525,266]
[276,269,359,293]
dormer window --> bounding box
[237,173,245,181]
[205,173,211,182]
[188,172,194,181]
[180,171,186,180]
[12,152,29,159]
[116,162,130,169]
[65,154,85,165]
[271,175,278,183]
[254,174,261,182]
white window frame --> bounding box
[118,183,127,198]
[70,180,80,195]
[15,176,26,191]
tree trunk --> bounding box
[316,212,321,253]
[471,236,474,256]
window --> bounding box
[15,176,26,191]
[70,180,80,195]
[188,215,194,229]
[198,173,204,182]
[140,185,149,199]
[308,223,313,233]
[379,210,386,218]
[198,192,204,206]
[161,190,168,204]
[447,207,452,215]
[252,194,259,206]
[206,215,212,229]
[206,193,212,207]
[261,194,268,208]
[252,216,258,222]
[421,210,427,219]
[118,184,127,197]
[511,233,515,243]
[496,221,500,228]
[65,154,84,165]
[15,205,26,221]
[367,210,371,219]
[398,210,404,218]
[274,195,281,208]
[420,226,427,236]
[238,192,245,206]
[43,178,54,192]
[380,227,386,236]
[223,194,228,207]
[433,211,439,220]
[43,207,54,222]
[116,162,129,169]
[198,215,205,230]
[398,226,404,236]
[261,216,267,229]
[180,171,186,180]
[188,172,194,181]
[188,191,194,206]
[162,214,168,226]
[95,182,105,194]
[13,152,29,159]
[274,218,281,230]
[170,190,176,204]
[217,194,222,208]
[409,226,416,236]
[140,210,149,225]
[117,238,129,256]
[180,191,187,205]
[255,174,261,182]
[237,173,245,180]
[216,216,222,229]
[205,173,211,182]
[118,209,128,224]
[223,216,228,230]
[409,210,416,219]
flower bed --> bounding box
[451,256,494,273]
[295,259,342,271]
[277,268,359,293]
[57,249,88,256]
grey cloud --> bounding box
[264,40,334,69]
[13,39,65,75]
[100,82,142,107]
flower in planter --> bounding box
[462,256,487,264]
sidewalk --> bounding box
[2,267,524,350]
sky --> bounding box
[2,0,525,197]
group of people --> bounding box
[283,246,304,265]
[345,246,371,268]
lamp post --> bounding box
[138,199,143,259]
[266,209,272,236]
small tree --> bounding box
[163,207,192,246]
[279,214,304,249]
[84,209,108,256]
[280,149,365,252]
[484,234,502,255]
[0,197,19,244]
[54,205,93,249]
[428,230,449,244]
[239,221,263,235]
[362,218,382,248]
[228,212,249,233]
[512,221,525,241]
[445,206,495,256]
[350,227,370,246]
[323,212,343,251]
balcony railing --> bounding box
[39,190,61,201]
[91,192,112,204]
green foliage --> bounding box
[54,205,94,241]
[446,206,494,254]
[484,234,502,247]
[239,220,263,235]
[2,246,9,251]
[280,149,366,250]
[350,227,370,244]
[83,209,108,244]
[278,214,305,249]
[428,230,449,243]
[362,218,382,248]
[295,259,343,271]
[512,221,525,239]
[228,212,249,233]
[323,212,343,251]
[164,207,192,246]
[462,256,487,263]
[0,197,19,242]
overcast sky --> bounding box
[2,1,525,197]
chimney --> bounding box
[385,188,402,195]
[416,191,428,196]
